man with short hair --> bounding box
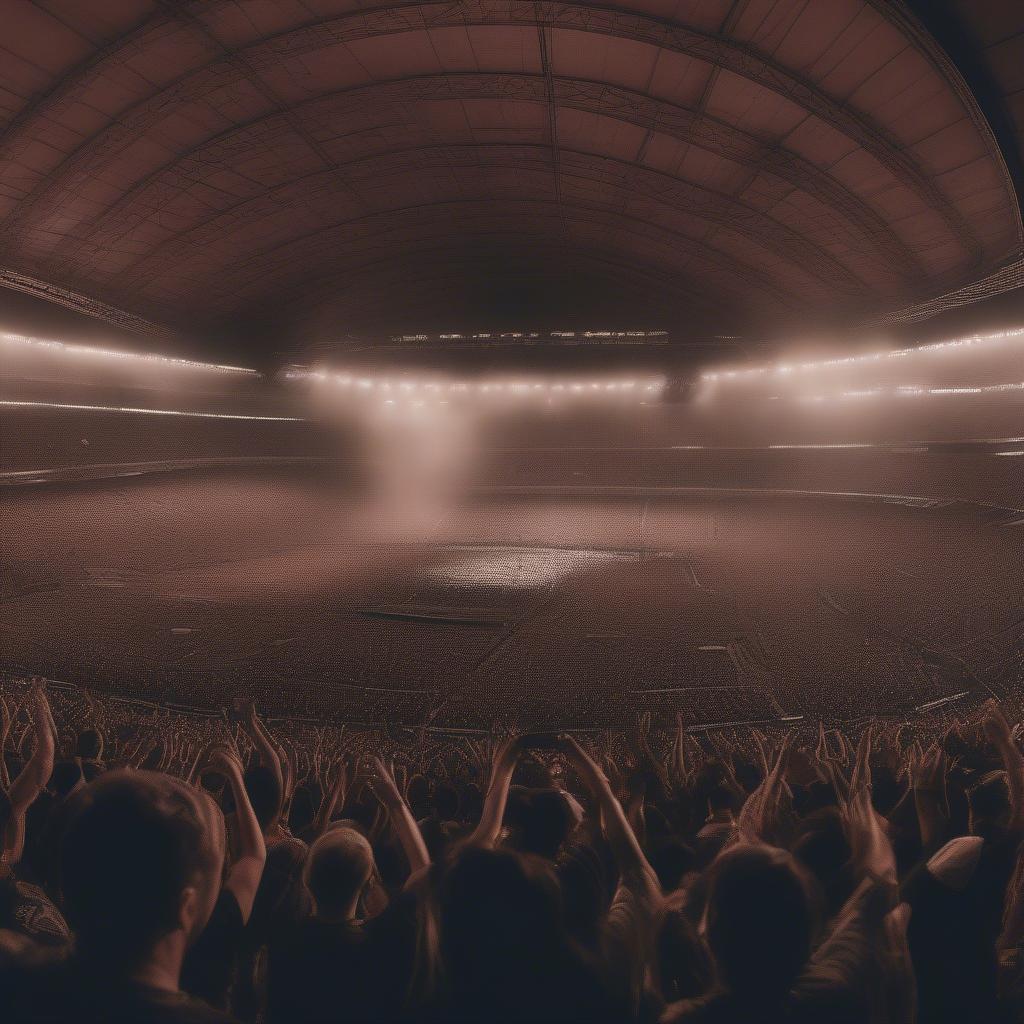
[305,827,376,920]
[267,758,428,1023]
[0,770,236,1023]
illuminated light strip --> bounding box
[664,440,1017,451]
[288,369,664,394]
[794,381,1024,402]
[0,400,304,421]
[702,326,1024,382]
[995,451,1024,456]
[1,331,259,375]
[390,330,668,342]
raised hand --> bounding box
[561,733,609,791]
[364,756,429,875]
[982,699,1014,747]
[839,728,897,885]
[981,699,1024,831]
[849,726,873,799]
[4,678,56,866]
[736,730,796,845]
[910,743,946,793]
[364,755,404,810]
[463,732,522,849]
[204,743,245,779]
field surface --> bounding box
[3,468,1022,728]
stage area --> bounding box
[3,469,1021,729]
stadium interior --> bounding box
[1,2,1023,1023]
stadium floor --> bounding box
[2,468,1022,729]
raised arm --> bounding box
[464,735,522,849]
[998,844,1024,953]
[2,681,56,872]
[7,681,55,816]
[836,728,897,897]
[311,757,349,838]
[204,745,267,922]
[238,704,286,827]
[735,731,796,846]
[241,704,284,784]
[910,743,948,850]
[562,735,659,894]
[983,701,1023,831]
[0,695,12,790]
[562,734,661,1018]
[366,756,430,877]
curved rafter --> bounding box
[92,146,867,303]
[0,0,1018,341]
[42,74,925,290]
[862,0,1023,250]
[266,241,734,323]
[122,197,808,317]
[246,233,774,309]
[0,1,985,258]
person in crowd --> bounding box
[902,702,1024,1024]
[1,769,236,1022]
[181,743,267,1010]
[267,757,428,1023]
[0,681,68,951]
[226,703,307,1018]
[0,676,1020,1024]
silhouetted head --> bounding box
[734,760,763,793]
[406,774,431,819]
[437,846,564,986]
[58,770,225,971]
[507,788,580,860]
[287,782,319,836]
[304,827,374,919]
[75,729,103,761]
[704,844,814,1001]
[705,780,738,816]
[968,771,1011,835]
[460,782,484,823]
[871,766,901,817]
[244,764,284,833]
[792,807,853,917]
[650,838,697,893]
[511,754,554,790]
[140,742,165,773]
[432,781,460,822]
[49,760,84,800]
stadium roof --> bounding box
[0,0,1022,346]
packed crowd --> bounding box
[0,678,1022,1023]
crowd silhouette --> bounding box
[0,678,1021,1022]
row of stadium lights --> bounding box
[797,381,1024,401]
[389,330,669,341]
[2,324,1019,411]
[3,323,1018,389]
[702,327,1024,383]
[0,330,259,375]
[289,370,665,396]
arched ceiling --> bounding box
[0,0,1021,346]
